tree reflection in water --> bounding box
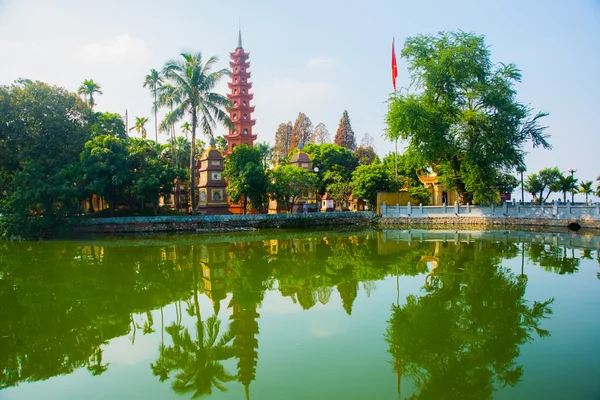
[2,231,591,395]
[386,241,554,400]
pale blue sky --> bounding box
[1,0,598,201]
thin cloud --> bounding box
[305,57,334,71]
[79,34,151,65]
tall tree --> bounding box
[290,113,313,150]
[254,142,274,168]
[579,181,593,204]
[0,79,91,238]
[143,69,163,142]
[80,135,130,216]
[273,122,293,162]
[77,79,103,109]
[223,145,270,214]
[129,117,149,139]
[311,122,330,144]
[385,31,550,204]
[354,146,378,166]
[162,52,232,213]
[334,110,356,151]
[360,132,374,148]
[554,174,579,203]
[181,121,192,140]
[303,143,358,193]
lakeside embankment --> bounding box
[72,211,379,234]
[68,209,600,236]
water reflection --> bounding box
[385,240,554,399]
[0,230,598,397]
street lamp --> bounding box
[568,168,577,203]
[313,167,319,212]
[517,165,526,205]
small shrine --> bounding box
[196,138,229,214]
[289,142,318,212]
[224,30,257,154]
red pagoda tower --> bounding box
[225,30,257,153]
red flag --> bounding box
[391,37,398,91]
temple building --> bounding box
[224,30,257,154]
[196,138,229,214]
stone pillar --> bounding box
[502,201,508,215]
[454,201,459,215]
[381,201,387,215]
[491,203,495,216]
[419,203,423,215]
[407,202,412,215]
[567,201,571,215]
[466,203,470,213]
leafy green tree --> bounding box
[325,171,353,210]
[181,121,192,140]
[224,145,270,214]
[255,141,273,168]
[91,112,127,139]
[273,122,293,161]
[386,31,550,204]
[290,112,313,150]
[130,116,149,139]
[303,143,358,192]
[81,135,130,215]
[408,186,431,206]
[351,164,400,209]
[270,165,318,212]
[77,79,103,109]
[579,181,593,204]
[553,174,579,203]
[0,79,91,237]
[334,110,356,151]
[215,136,228,152]
[162,53,232,212]
[158,83,181,151]
[132,158,180,215]
[381,152,425,189]
[494,173,520,203]
[525,167,561,203]
[144,69,163,142]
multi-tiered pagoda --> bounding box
[224,30,257,153]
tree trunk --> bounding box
[154,90,158,143]
[243,195,247,214]
[109,201,115,217]
[153,201,159,216]
[190,112,197,214]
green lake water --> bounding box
[1,229,599,399]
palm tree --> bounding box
[579,181,593,204]
[596,176,600,199]
[555,174,578,203]
[77,79,103,109]
[130,117,149,139]
[181,122,192,140]
[162,52,232,213]
[143,69,163,143]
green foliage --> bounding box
[215,136,228,152]
[0,79,91,238]
[408,186,431,205]
[554,174,579,203]
[162,52,232,212]
[270,165,318,212]
[80,135,130,214]
[325,171,353,210]
[303,143,358,192]
[334,110,356,151]
[524,167,561,203]
[578,181,593,204]
[91,112,127,139]
[351,164,401,208]
[224,145,270,213]
[77,79,102,109]
[354,146,379,165]
[381,152,425,188]
[494,173,519,195]
[129,116,149,139]
[386,31,550,204]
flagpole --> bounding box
[392,37,399,178]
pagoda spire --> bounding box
[237,28,243,49]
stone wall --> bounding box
[72,212,378,234]
[379,216,600,230]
